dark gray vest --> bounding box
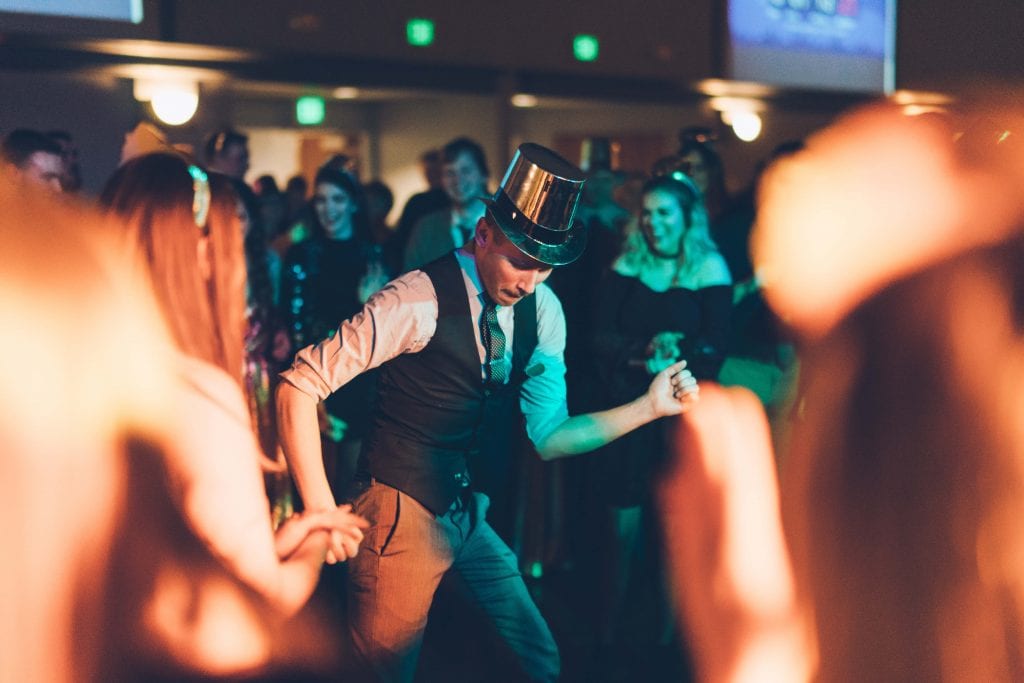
[359,253,537,514]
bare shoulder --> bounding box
[694,252,733,288]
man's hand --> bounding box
[275,503,368,563]
[647,359,700,417]
[303,504,370,564]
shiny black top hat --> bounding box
[484,143,587,266]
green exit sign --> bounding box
[573,34,599,62]
[406,18,435,47]
[296,96,325,125]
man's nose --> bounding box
[518,272,540,295]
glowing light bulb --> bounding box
[731,111,762,142]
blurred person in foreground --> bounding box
[657,96,1024,682]
[277,143,701,682]
[0,173,343,681]
[101,152,368,616]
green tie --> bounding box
[480,297,507,385]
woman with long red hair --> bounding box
[101,152,366,616]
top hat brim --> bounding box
[483,196,587,267]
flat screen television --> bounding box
[727,0,896,94]
[0,0,142,23]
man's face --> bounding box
[474,218,553,306]
[442,150,486,208]
[20,151,63,193]
[216,142,250,180]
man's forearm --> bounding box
[276,382,336,511]
[536,393,658,460]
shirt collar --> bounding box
[454,248,488,304]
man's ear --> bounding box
[474,217,489,247]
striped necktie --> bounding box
[480,295,507,385]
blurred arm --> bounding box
[656,383,811,683]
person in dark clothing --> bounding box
[587,172,731,664]
[392,148,450,260]
[280,166,391,497]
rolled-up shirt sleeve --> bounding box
[280,270,437,402]
[520,284,570,448]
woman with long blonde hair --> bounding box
[101,152,366,616]
[613,174,728,296]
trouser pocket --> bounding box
[352,482,401,557]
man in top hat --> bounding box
[277,143,699,682]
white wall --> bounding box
[372,94,502,223]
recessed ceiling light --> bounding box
[511,93,539,108]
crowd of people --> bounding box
[4,91,1023,683]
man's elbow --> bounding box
[534,436,565,462]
